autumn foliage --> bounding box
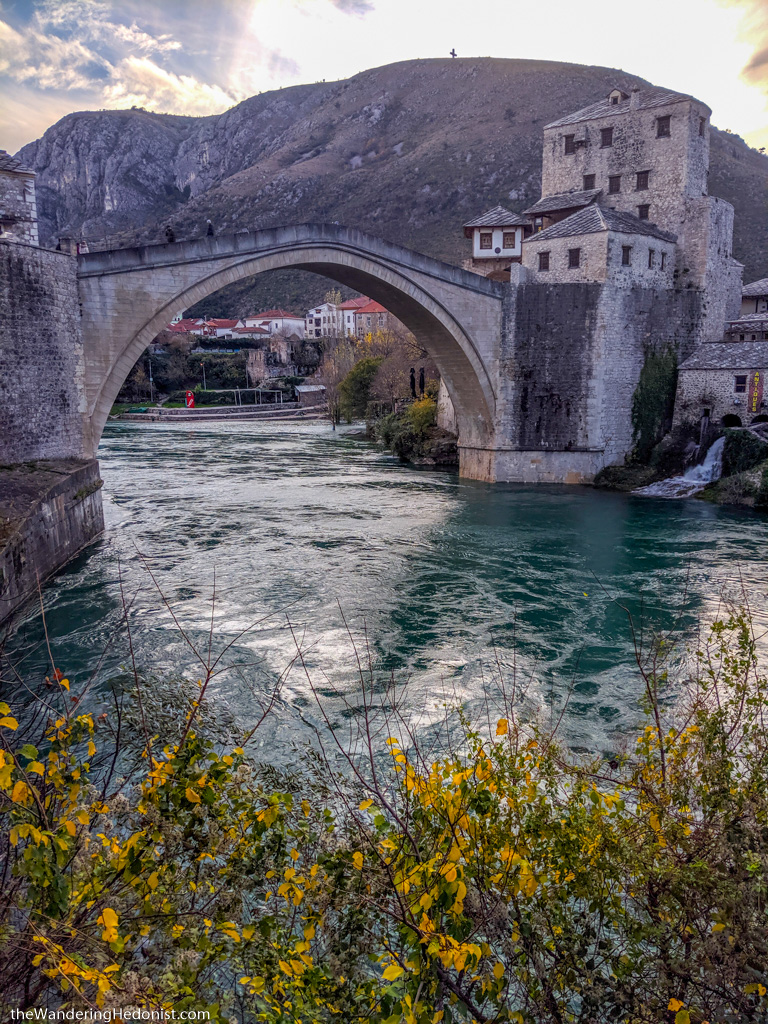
[1,609,767,1022]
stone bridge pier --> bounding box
[76,224,510,482]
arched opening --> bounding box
[751,414,768,424]
[721,413,742,427]
[80,230,501,471]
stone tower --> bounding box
[0,150,39,247]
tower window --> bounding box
[583,173,596,190]
[600,127,613,148]
[656,115,671,138]
[734,375,747,394]
[648,249,655,268]
[699,116,707,136]
[564,135,576,154]
[538,251,550,271]
[568,248,581,269]
[637,203,650,220]
[636,170,650,191]
[503,231,516,248]
[608,175,621,194]
[661,252,667,269]
[479,232,492,249]
[621,246,632,266]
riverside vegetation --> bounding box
[1,600,767,1023]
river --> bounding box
[4,421,767,757]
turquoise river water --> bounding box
[4,421,768,756]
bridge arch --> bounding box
[77,225,505,470]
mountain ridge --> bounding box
[15,57,768,315]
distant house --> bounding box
[742,278,768,317]
[232,324,271,340]
[338,296,371,336]
[305,302,343,339]
[353,299,391,337]
[241,309,306,338]
[203,318,240,339]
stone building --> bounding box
[451,84,743,480]
[675,344,767,428]
[0,150,39,246]
[462,206,529,280]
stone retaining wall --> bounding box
[0,459,104,626]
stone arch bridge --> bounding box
[76,224,512,481]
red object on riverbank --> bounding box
[185,391,195,409]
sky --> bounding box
[0,0,766,154]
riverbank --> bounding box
[367,398,459,467]
[596,426,768,510]
[113,402,326,423]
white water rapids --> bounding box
[635,436,726,498]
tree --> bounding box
[339,356,383,421]
[318,338,357,427]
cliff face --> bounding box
[17,57,768,283]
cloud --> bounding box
[102,55,238,116]
[328,0,375,13]
[720,0,768,89]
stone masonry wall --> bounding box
[0,169,39,246]
[0,459,104,626]
[0,240,89,463]
[675,367,767,428]
[541,95,710,243]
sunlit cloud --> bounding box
[102,55,238,115]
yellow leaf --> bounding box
[147,872,159,890]
[711,922,725,933]
[359,799,373,810]
[185,787,201,804]
[493,961,504,979]
[496,718,508,736]
[60,678,70,691]
[11,780,30,804]
[675,1012,690,1024]
[0,716,19,730]
[382,963,404,981]
[98,907,119,943]
[64,820,77,837]
[668,999,683,1011]
[352,852,364,870]
[27,761,45,776]
[88,742,96,757]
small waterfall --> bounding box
[634,436,726,498]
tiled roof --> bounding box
[355,300,387,314]
[233,326,269,335]
[743,278,768,297]
[680,343,768,370]
[463,205,529,228]
[0,150,31,173]
[254,308,304,319]
[524,205,677,244]
[338,297,370,310]
[544,87,701,129]
[523,188,601,216]
[167,319,202,332]
[205,318,239,328]
[725,313,768,332]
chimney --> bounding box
[630,86,641,110]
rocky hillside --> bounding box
[16,57,768,314]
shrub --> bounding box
[405,396,437,436]
[1,609,767,1022]
[631,345,678,463]
[722,428,768,477]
